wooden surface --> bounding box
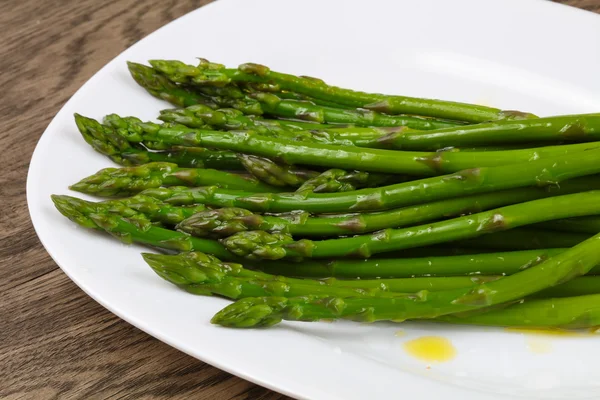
[1,0,598,398]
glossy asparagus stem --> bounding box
[455,228,590,250]
[535,216,600,235]
[256,249,572,278]
[158,104,331,133]
[334,114,600,151]
[220,191,600,260]
[127,61,216,108]
[211,232,600,328]
[436,293,600,328]
[149,59,535,123]
[133,146,600,214]
[74,113,243,169]
[109,194,208,226]
[51,195,238,261]
[103,113,600,176]
[237,155,319,187]
[69,162,281,197]
[143,251,600,299]
[176,176,600,238]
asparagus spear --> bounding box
[256,249,571,278]
[69,162,281,197]
[158,104,330,133]
[149,59,535,123]
[211,231,600,328]
[144,251,600,299]
[144,251,400,299]
[219,191,600,260]
[158,106,600,155]
[140,147,600,215]
[100,113,600,176]
[75,113,244,169]
[296,168,406,193]
[237,155,319,187]
[367,113,600,150]
[51,195,238,261]
[111,194,208,226]
[247,92,458,129]
[159,105,398,147]
[127,61,217,108]
[455,228,589,250]
[535,216,600,235]
[130,61,457,130]
[176,175,600,238]
[436,293,600,328]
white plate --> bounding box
[27,0,600,398]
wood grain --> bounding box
[0,1,597,399]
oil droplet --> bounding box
[403,336,456,363]
[525,337,553,354]
[394,330,405,337]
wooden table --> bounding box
[1,0,598,398]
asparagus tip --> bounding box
[210,297,284,328]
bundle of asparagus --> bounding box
[53,58,600,329]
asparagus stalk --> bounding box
[296,168,406,193]
[144,251,600,299]
[51,195,238,261]
[219,191,600,260]
[256,249,570,278]
[127,61,217,108]
[211,231,600,328]
[134,143,600,214]
[130,61,458,130]
[535,216,600,235]
[176,176,600,238]
[237,154,319,187]
[144,251,400,299]
[246,92,458,129]
[110,194,208,226]
[158,104,331,133]
[75,113,244,169]
[100,113,600,176]
[333,114,600,151]
[149,59,535,123]
[69,162,281,197]
[455,228,589,250]
[436,293,600,328]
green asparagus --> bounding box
[256,249,570,278]
[158,104,330,133]
[366,113,600,151]
[75,113,243,169]
[144,251,600,299]
[176,175,600,238]
[100,113,600,176]
[149,59,535,123]
[455,228,589,250]
[52,195,238,261]
[219,191,600,260]
[238,154,318,187]
[535,216,600,235]
[211,231,600,327]
[436,293,600,328]
[127,61,217,108]
[69,162,281,197]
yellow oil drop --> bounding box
[403,336,456,363]
[394,330,405,337]
[525,337,553,354]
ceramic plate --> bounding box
[27,0,600,398]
